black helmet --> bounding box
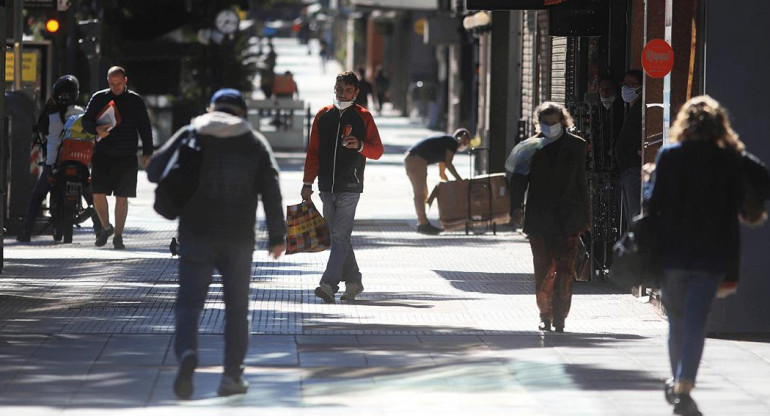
[52,75,80,106]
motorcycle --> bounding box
[49,135,95,243]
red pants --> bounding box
[529,234,579,323]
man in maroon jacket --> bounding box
[301,71,384,304]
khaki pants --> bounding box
[403,153,429,225]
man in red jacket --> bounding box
[301,71,384,303]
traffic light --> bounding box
[45,17,61,34]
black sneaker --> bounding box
[553,319,565,333]
[95,224,114,247]
[113,235,125,250]
[217,374,249,397]
[173,350,198,400]
[673,394,702,416]
[539,319,552,332]
[416,223,442,235]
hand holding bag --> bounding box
[285,201,331,254]
[611,213,661,288]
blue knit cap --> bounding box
[210,88,247,114]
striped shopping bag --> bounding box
[285,201,331,254]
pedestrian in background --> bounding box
[148,89,286,399]
[374,66,389,114]
[301,71,384,303]
[509,102,588,333]
[615,69,644,228]
[17,75,100,242]
[404,128,471,235]
[82,66,154,249]
[356,67,374,110]
[644,95,765,416]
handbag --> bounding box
[285,201,331,254]
[611,213,661,287]
[152,127,203,220]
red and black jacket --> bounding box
[303,104,383,193]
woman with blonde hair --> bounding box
[645,95,766,415]
[509,101,588,333]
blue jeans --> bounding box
[661,269,723,384]
[319,192,361,291]
[174,239,254,377]
[619,166,641,228]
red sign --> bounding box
[642,39,674,78]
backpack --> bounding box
[57,114,96,166]
[152,127,203,220]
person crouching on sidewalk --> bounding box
[404,128,471,235]
[508,102,589,333]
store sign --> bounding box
[5,51,39,83]
[642,39,674,79]
[23,0,56,9]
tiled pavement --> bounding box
[1,38,769,415]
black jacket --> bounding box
[82,88,154,157]
[511,132,589,236]
[614,102,642,171]
[147,111,286,246]
[645,142,743,279]
[303,104,383,193]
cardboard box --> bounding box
[427,173,510,231]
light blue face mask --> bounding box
[621,85,640,103]
[540,122,563,139]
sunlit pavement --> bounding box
[1,38,769,415]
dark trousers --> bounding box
[174,239,253,377]
[529,233,579,323]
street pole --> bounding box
[0,0,6,272]
[12,0,22,91]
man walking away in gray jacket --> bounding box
[147,88,286,400]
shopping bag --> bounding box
[285,201,331,254]
[611,213,661,288]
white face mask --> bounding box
[334,98,354,111]
[621,85,640,103]
[540,122,563,139]
[601,95,616,109]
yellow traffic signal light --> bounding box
[45,18,61,34]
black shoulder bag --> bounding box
[153,127,203,220]
[611,213,661,288]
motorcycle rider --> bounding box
[16,75,100,242]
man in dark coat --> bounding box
[148,89,286,399]
[509,102,589,333]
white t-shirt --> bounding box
[45,105,84,166]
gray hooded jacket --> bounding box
[148,111,286,246]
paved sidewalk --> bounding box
[1,38,769,415]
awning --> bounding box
[466,0,581,11]
[351,0,438,11]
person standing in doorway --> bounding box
[404,128,471,235]
[82,66,154,249]
[301,71,384,303]
[509,102,589,333]
[615,69,644,227]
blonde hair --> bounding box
[533,101,574,133]
[670,95,744,151]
